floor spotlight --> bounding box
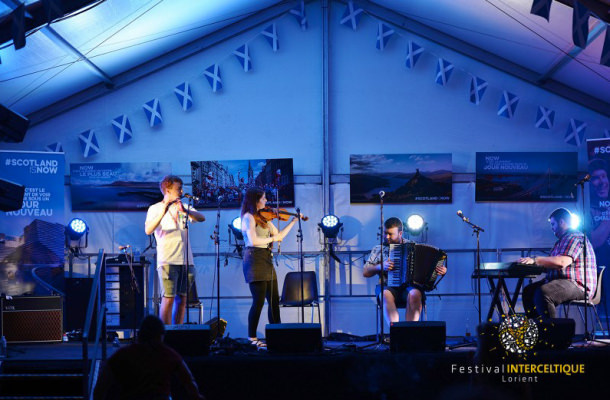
[229,216,244,241]
[65,218,89,253]
[406,214,425,235]
[319,214,343,239]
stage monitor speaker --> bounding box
[203,317,227,344]
[0,104,29,143]
[0,178,25,212]
[164,324,210,356]
[390,321,446,352]
[265,323,322,354]
[0,296,63,343]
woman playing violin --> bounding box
[240,187,300,346]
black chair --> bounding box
[279,271,321,323]
[562,266,606,339]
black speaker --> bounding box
[0,104,29,143]
[265,323,322,353]
[164,324,211,356]
[0,178,25,212]
[536,318,575,351]
[0,296,63,343]
[390,321,446,352]
[104,262,145,331]
[64,277,96,333]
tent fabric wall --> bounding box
[2,2,609,337]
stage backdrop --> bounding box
[70,162,171,211]
[475,152,577,202]
[190,158,295,209]
[350,153,452,204]
[0,150,65,296]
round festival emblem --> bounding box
[498,314,539,354]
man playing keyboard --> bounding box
[519,208,597,321]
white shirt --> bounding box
[145,201,200,266]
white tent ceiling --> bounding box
[0,0,608,123]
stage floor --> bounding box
[2,337,610,400]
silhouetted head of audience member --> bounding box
[137,315,165,344]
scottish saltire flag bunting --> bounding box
[262,24,279,52]
[565,119,587,146]
[46,142,63,152]
[340,1,363,31]
[497,91,519,118]
[78,130,99,158]
[12,4,26,49]
[376,23,394,50]
[174,82,193,111]
[234,44,252,72]
[535,106,555,129]
[469,76,487,105]
[290,1,307,31]
[111,115,133,143]
[143,98,163,127]
[530,0,552,21]
[601,28,610,67]
[435,58,454,86]
[572,1,590,48]
[405,41,424,69]
[204,64,222,92]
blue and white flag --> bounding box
[111,114,133,143]
[535,106,554,129]
[405,41,424,69]
[376,23,394,51]
[78,130,99,158]
[572,1,590,48]
[340,1,363,31]
[497,91,519,118]
[290,1,307,31]
[565,119,586,146]
[204,64,222,92]
[435,58,454,86]
[234,44,252,72]
[601,28,610,67]
[469,76,487,105]
[530,0,552,21]
[46,142,63,152]
[174,82,193,111]
[143,98,163,127]
[262,23,279,52]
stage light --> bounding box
[318,214,343,239]
[66,218,88,240]
[406,214,425,235]
[570,213,581,230]
[229,217,243,241]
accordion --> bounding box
[386,243,447,292]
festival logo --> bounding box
[498,314,539,355]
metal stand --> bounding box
[212,201,222,327]
[377,192,386,344]
[183,197,193,324]
[296,208,305,322]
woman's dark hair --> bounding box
[241,187,267,227]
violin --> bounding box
[259,208,309,222]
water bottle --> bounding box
[0,335,7,358]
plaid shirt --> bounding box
[546,230,597,300]
[364,239,410,284]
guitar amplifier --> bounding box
[0,296,63,343]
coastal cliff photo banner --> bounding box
[350,153,452,204]
[475,152,577,202]
[70,162,171,211]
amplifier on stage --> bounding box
[0,296,63,343]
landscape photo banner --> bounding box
[0,150,65,296]
[70,162,171,211]
[475,152,577,202]
[350,153,452,204]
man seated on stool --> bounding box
[519,207,597,321]
[363,217,447,324]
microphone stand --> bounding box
[125,247,140,343]
[460,214,485,326]
[296,208,305,323]
[212,200,222,327]
[183,197,193,324]
[378,193,386,344]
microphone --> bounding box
[574,174,591,187]
[183,193,200,201]
[379,191,385,198]
[119,245,131,251]
[456,210,469,222]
